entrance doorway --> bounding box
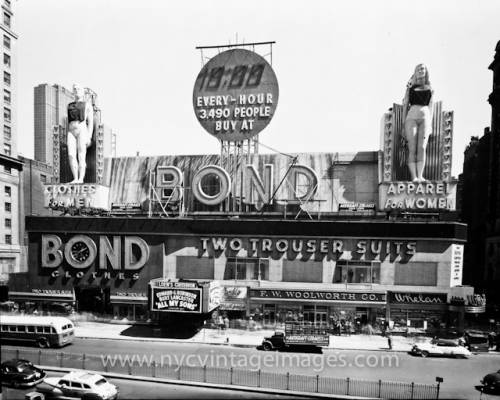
[304,305,328,325]
[74,286,110,314]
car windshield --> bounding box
[95,378,107,386]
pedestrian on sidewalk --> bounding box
[387,334,392,350]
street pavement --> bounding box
[74,321,424,351]
[3,338,500,400]
[0,372,318,400]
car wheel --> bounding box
[263,342,273,351]
[421,351,429,358]
[37,338,48,348]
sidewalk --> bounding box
[74,321,423,352]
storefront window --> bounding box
[334,261,381,284]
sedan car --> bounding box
[481,370,500,394]
[0,359,46,388]
[410,338,472,358]
[40,370,118,400]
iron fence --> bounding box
[1,348,440,399]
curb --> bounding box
[38,366,379,400]
[76,335,258,348]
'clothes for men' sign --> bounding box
[388,292,447,304]
[250,289,386,303]
[150,287,202,313]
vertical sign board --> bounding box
[149,280,202,313]
[450,244,464,287]
[206,281,223,313]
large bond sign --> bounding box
[193,49,279,142]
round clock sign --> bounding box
[192,49,279,142]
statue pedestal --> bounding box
[43,183,110,210]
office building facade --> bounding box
[0,0,22,284]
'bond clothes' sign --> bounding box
[193,49,279,142]
[250,289,386,303]
[150,287,202,313]
[389,292,447,304]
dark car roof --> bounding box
[1,359,32,367]
[484,371,500,381]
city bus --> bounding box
[0,315,75,348]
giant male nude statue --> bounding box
[67,84,93,183]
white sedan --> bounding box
[38,370,118,400]
[411,339,472,358]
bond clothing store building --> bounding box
[8,46,480,332]
[9,149,472,332]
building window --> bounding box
[5,234,11,244]
[3,53,10,68]
[3,125,10,141]
[4,107,11,122]
[224,257,269,280]
[3,34,9,49]
[3,165,11,174]
[4,89,10,103]
[333,261,381,284]
[4,202,10,212]
[4,185,11,196]
[3,142,11,156]
[5,218,11,228]
[3,12,10,28]
[3,71,10,86]
[40,174,47,184]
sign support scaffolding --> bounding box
[196,41,276,213]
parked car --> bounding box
[464,330,490,352]
[0,359,46,388]
[0,300,19,313]
[481,369,500,394]
[410,338,472,358]
[39,371,118,400]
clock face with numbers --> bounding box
[192,49,279,142]
[70,241,91,263]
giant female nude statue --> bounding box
[67,84,93,183]
[402,64,433,182]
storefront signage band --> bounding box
[250,289,386,303]
[201,237,416,258]
[389,292,447,304]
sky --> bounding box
[15,0,500,177]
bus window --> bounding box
[8,325,16,332]
[27,326,35,333]
[0,325,7,332]
[36,326,43,333]
[43,326,51,334]
[18,325,26,332]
